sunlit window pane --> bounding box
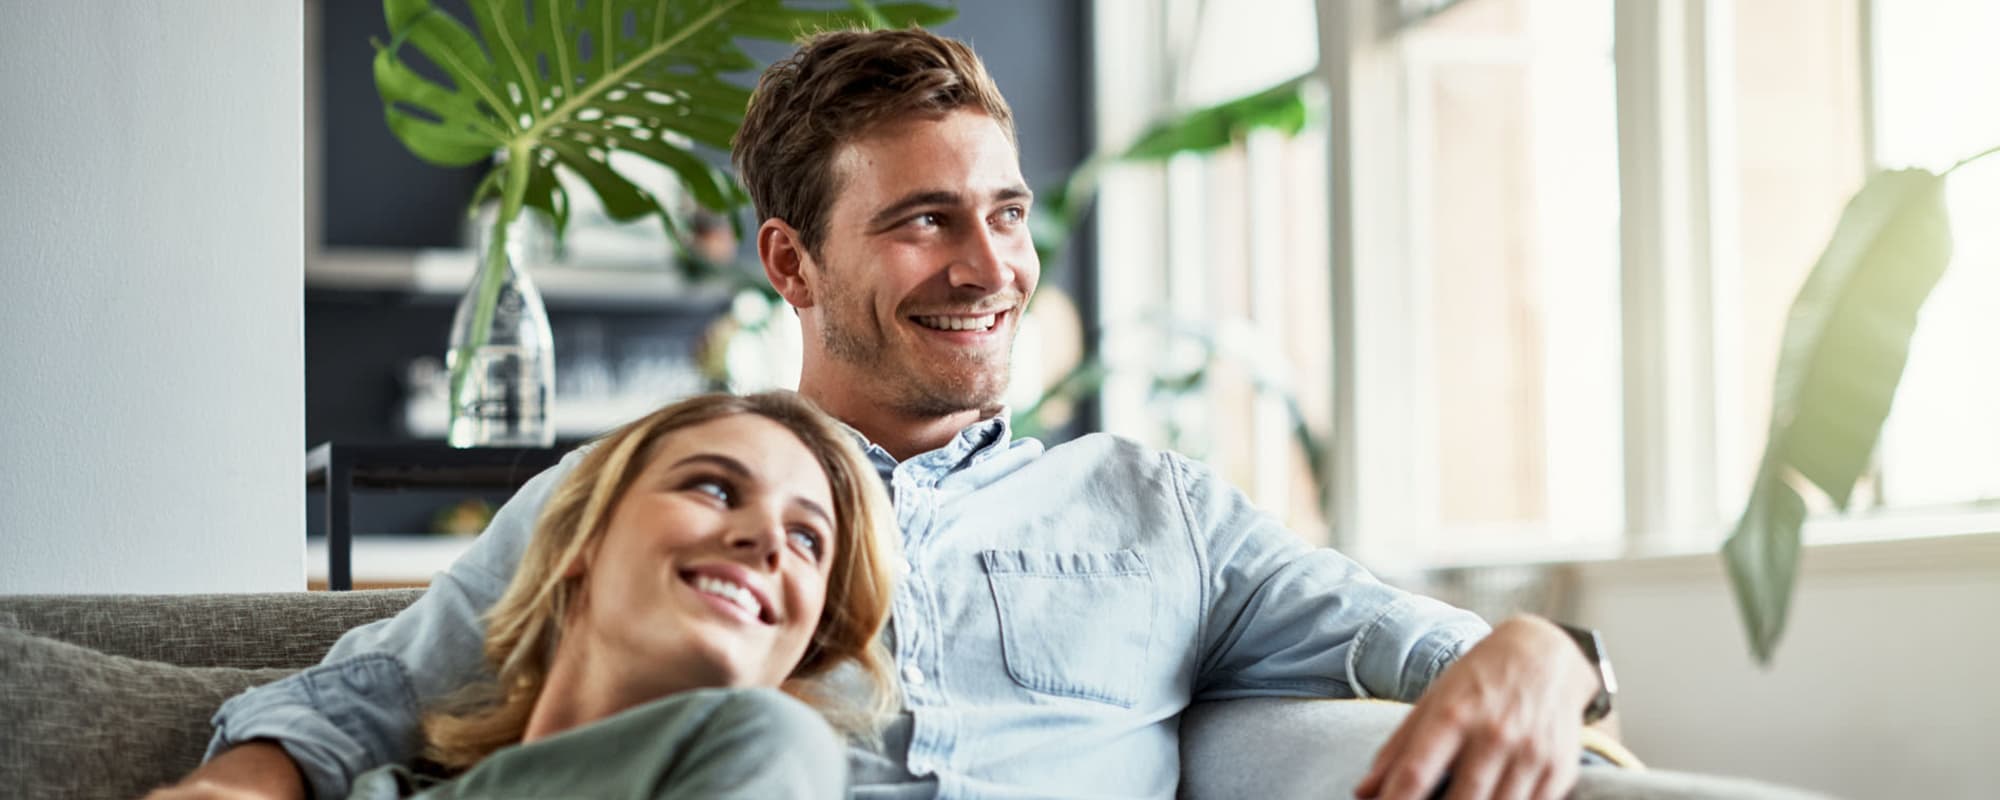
[1713,0,1866,517]
[1403,0,1623,545]
[1871,1,2000,508]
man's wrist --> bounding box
[1549,621,1617,723]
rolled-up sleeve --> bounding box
[1177,453,1490,704]
[1343,593,1486,702]
[207,654,417,800]
[204,447,588,799]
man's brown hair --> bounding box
[732,27,1016,256]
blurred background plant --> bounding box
[370,0,952,441]
[1723,145,1999,664]
[1011,74,1335,512]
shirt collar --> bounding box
[837,411,1014,484]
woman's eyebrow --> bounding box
[670,453,751,477]
[672,452,831,524]
[792,497,832,526]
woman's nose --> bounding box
[724,511,784,570]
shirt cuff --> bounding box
[1345,596,1490,702]
[206,653,420,800]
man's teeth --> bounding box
[692,575,761,619]
[915,314,997,332]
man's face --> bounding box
[803,110,1040,417]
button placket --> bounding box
[893,472,934,709]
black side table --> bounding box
[306,443,573,590]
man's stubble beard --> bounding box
[817,277,1013,418]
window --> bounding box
[1383,0,1624,561]
[1868,1,2000,510]
[1092,0,1333,540]
[1092,0,2000,566]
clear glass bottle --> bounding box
[446,214,556,447]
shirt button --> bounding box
[903,664,926,686]
[899,558,914,576]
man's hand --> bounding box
[1354,615,1601,800]
[143,740,307,800]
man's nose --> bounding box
[946,225,1015,292]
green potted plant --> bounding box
[371,0,950,446]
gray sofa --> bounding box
[0,591,1830,800]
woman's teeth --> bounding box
[691,574,762,619]
[915,313,998,331]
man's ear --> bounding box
[758,219,815,309]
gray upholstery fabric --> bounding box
[0,590,421,669]
[0,592,1833,800]
[0,625,298,800]
[1177,697,1835,800]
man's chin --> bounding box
[901,376,1009,418]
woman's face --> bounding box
[573,413,840,689]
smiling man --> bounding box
[174,28,1626,800]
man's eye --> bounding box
[788,528,824,559]
[996,206,1026,225]
[910,212,942,229]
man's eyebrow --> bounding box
[867,190,961,230]
[865,184,1036,231]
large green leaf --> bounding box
[375,0,954,239]
[1117,76,1311,162]
[1724,168,1952,664]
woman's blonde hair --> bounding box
[422,391,898,770]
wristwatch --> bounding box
[1554,623,1617,724]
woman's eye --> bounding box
[788,529,824,559]
[688,479,731,504]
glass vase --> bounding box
[446,217,555,448]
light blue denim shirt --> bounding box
[209,416,1489,799]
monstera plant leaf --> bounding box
[371,0,953,423]
[375,0,952,241]
[1724,168,1953,665]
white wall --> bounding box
[1576,534,2000,799]
[0,1,303,593]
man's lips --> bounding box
[908,308,1013,335]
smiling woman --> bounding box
[351,391,898,799]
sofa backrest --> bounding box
[0,589,422,669]
[0,590,424,797]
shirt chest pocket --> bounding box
[979,548,1154,708]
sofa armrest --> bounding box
[1176,697,1830,800]
[1178,697,1409,800]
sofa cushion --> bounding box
[0,625,295,799]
